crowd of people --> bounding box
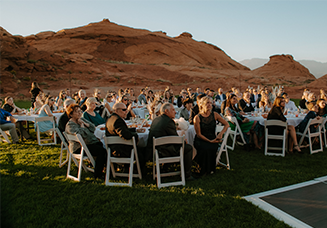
[1,82,327,181]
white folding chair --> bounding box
[225,116,246,150]
[264,120,288,157]
[0,128,11,143]
[104,136,142,187]
[55,128,69,168]
[64,133,95,182]
[216,128,231,169]
[153,136,185,188]
[35,116,57,146]
[297,118,324,154]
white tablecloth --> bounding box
[94,124,196,148]
[246,115,305,127]
[133,108,147,119]
[13,112,63,124]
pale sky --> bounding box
[1,0,326,63]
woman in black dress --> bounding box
[29,82,42,108]
[194,96,229,175]
[267,96,301,153]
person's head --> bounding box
[306,102,318,112]
[272,96,285,108]
[282,93,290,103]
[187,88,192,94]
[218,88,223,94]
[67,104,82,120]
[113,102,128,119]
[121,95,130,105]
[227,94,238,107]
[204,88,210,95]
[140,88,146,95]
[183,98,193,110]
[317,99,326,109]
[45,96,55,110]
[208,90,214,98]
[4,96,13,105]
[63,98,75,110]
[129,88,134,95]
[85,97,97,111]
[308,93,316,102]
[302,91,309,100]
[164,89,170,98]
[196,93,206,105]
[196,87,201,93]
[253,89,258,95]
[160,103,176,119]
[59,90,66,99]
[243,91,250,100]
[94,89,102,99]
[78,90,86,99]
[181,91,187,98]
[198,96,213,114]
[31,81,39,89]
[148,90,154,96]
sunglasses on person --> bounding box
[123,98,129,101]
[119,108,127,111]
[50,99,54,101]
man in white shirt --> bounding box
[283,93,297,111]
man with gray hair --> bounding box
[147,103,194,180]
[58,98,75,133]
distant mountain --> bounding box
[240,58,327,78]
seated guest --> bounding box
[2,96,22,114]
[82,97,105,126]
[163,89,172,104]
[106,102,142,157]
[215,88,226,102]
[65,104,106,180]
[180,98,193,121]
[77,89,88,111]
[2,96,30,139]
[317,99,327,117]
[225,94,261,149]
[258,94,272,112]
[147,103,194,180]
[194,96,229,175]
[306,93,317,108]
[138,88,147,105]
[120,95,136,120]
[36,96,57,132]
[177,90,188,108]
[267,96,301,153]
[189,94,206,124]
[93,89,107,117]
[283,93,297,112]
[187,87,195,101]
[250,88,261,107]
[58,99,75,133]
[56,90,67,109]
[0,98,19,143]
[299,91,309,109]
[238,91,254,113]
[298,102,320,133]
[147,90,155,104]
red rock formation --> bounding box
[0,19,319,99]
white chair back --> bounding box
[152,136,185,188]
[216,128,231,169]
[0,128,11,143]
[104,136,141,187]
[264,120,288,157]
[35,116,57,146]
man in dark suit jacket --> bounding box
[215,88,226,102]
[106,102,139,157]
[147,103,194,180]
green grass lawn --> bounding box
[1,99,325,227]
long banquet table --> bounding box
[13,112,63,124]
[245,114,305,127]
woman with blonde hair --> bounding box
[82,97,105,126]
[56,90,67,108]
[267,96,301,153]
[194,96,229,175]
[36,96,56,132]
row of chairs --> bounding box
[225,116,326,157]
[60,128,231,188]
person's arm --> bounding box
[127,103,136,118]
[104,102,113,114]
[114,118,138,140]
[44,105,53,117]
[80,117,95,132]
